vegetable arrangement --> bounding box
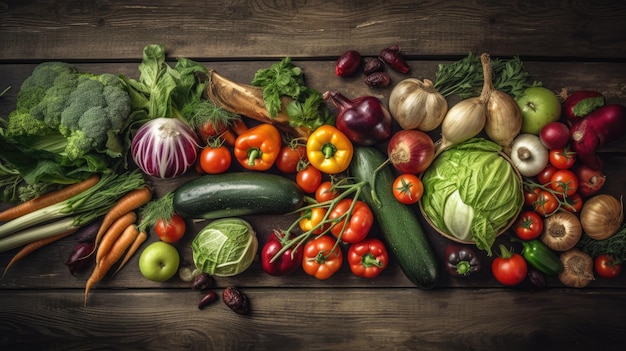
[2,44,626,313]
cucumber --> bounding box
[173,172,304,219]
[350,146,439,289]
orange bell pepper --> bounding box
[306,125,353,174]
[234,123,281,171]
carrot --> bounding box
[230,118,248,136]
[220,129,237,146]
[95,211,137,265]
[0,174,100,222]
[1,228,78,278]
[84,223,139,306]
[113,230,148,275]
[92,186,152,252]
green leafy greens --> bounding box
[421,138,524,255]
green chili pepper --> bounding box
[516,239,563,276]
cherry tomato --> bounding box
[196,120,229,143]
[275,144,306,174]
[199,145,232,174]
[328,198,374,244]
[549,148,576,169]
[261,230,303,276]
[492,245,528,286]
[302,235,343,280]
[537,164,558,185]
[513,211,544,240]
[296,165,322,193]
[533,190,559,217]
[315,181,339,203]
[299,207,328,234]
[550,169,578,197]
[594,254,622,279]
[524,187,541,207]
[563,192,583,213]
[347,238,389,278]
[154,214,186,243]
[392,174,424,205]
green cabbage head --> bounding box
[192,218,258,276]
[421,138,523,255]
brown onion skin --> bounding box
[387,130,435,174]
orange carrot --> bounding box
[0,175,100,222]
[113,230,148,275]
[95,211,137,265]
[1,228,78,278]
[84,224,139,306]
[220,129,237,146]
[230,118,248,135]
[93,186,152,251]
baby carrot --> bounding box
[220,129,237,146]
[95,211,137,265]
[0,175,100,222]
[84,223,139,306]
[230,118,248,135]
[93,186,152,251]
[113,230,148,275]
[1,228,78,278]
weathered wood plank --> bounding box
[1,288,624,351]
[1,0,625,61]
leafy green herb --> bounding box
[579,224,626,261]
[251,57,333,131]
[433,52,541,99]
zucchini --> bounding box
[350,146,439,289]
[173,172,304,219]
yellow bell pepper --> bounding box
[306,125,353,174]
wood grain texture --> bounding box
[1,289,625,351]
[1,0,625,61]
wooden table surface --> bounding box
[1,1,626,350]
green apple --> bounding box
[516,86,562,135]
[138,241,180,282]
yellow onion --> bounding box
[541,211,582,251]
[481,53,523,155]
[558,248,594,288]
[580,194,624,240]
[388,78,448,131]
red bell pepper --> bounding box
[348,238,389,278]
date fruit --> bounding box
[198,291,218,309]
[222,286,251,315]
[192,273,215,291]
[379,44,410,73]
[363,57,384,75]
[364,72,391,88]
[336,50,362,77]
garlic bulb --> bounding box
[481,53,523,155]
[389,78,448,131]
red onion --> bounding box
[387,130,435,174]
[132,118,199,178]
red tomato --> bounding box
[154,214,186,243]
[392,174,424,205]
[492,245,528,286]
[275,144,307,174]
[296,165,322,193]
[302,235,343,280]
[261,230,303,276]
[533,190,559,217]
[347,238,389,278]
[563,192,583,213]
[550,169,579,197]
[513,211,544,240]
[196,120,229,143]
[537,164,558,185]
[199,145,232,174]
[315,181,339,203]
[328,198,374,244]
[549,148,576,169]
[524,187,540,207]
[594,254,622,279]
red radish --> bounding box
[570,104,626,170]
[539,121,570,149]
[336,50,362,77]
[387,130,435,174]
[573,164,606,197]
[560,89,605,126]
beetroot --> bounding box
[570,104,626,170]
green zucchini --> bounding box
[173,172,304,219]
[350,146,439,289]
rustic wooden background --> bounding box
[1,1,626,350]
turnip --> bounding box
[570,104,626,170]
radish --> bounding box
[560,89,605,126]
[570,104,626,170]
[539,121,570,149]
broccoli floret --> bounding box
[5,62,133,162]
